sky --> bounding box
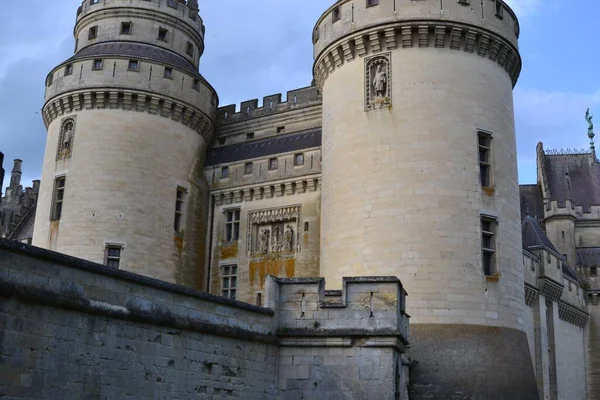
[0,0,598,192]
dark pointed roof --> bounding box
[205,128,321,166]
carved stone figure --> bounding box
[586,108,594,140]
[283,226,294,252]
[259,229,270,254]
[373,64,387,98]
[63,124,74,150]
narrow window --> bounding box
[481,216,497,276]
[65,64,73,76]
[221,265,238,299]
[592,267,598,277]
[90,0,99,4]
[246,132,254,140]
[244,162,253,175]
[92,59,103,71]
[256,293,262,307]
[218,138,226,145]
[563,254,568,262]
[221,166,229,179]
[276,126,286,134]
[304,221,310,232]
[186,42,194,57]
[158,27,168,42]
[224,210,241,242]
[192,78,200,91]
[121,21,132,35]
[46,74,54,87]
[332,6,341,22]
[88,26,98,40]
[51,177,66,221]
[366,0,379,6]
[268,158,278,170]
[105,244,123,269]
[495,1,504,18]
[128,59,139,71]
[294,153,304,166]
[174,187,187,232]
[478,131,492,187]
[163,66,173,79]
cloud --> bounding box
[515,87,600,183]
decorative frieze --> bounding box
[314,22,521,90]
[212,177,320,207]
[539,278,564,303]
[558,301,589,328]
[247,205,302,258]
[524,284,539,307]
[42,89,215,144]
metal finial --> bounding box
[586,108,595,153]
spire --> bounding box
[9,159,22,189]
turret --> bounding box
[33,0,217,289]
[9,159,22,189]
[313,0,535,397]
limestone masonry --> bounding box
[0,0,597,398]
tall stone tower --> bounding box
[313,0,536,397]
[34,0,216,289]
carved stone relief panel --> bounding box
[365,53,392,111]
[247,206,301,261]
[56,116,76,160]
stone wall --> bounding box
[0,239,409,399]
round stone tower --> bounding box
[33,0,216,289]
[314,0,537,397]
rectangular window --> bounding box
[225,209,240,242]
[269,158,278,170]
[128,59,139,71]
[276,126,285,134]
[192,78,200,91]
[158,27,168,42]
[246,132,254,140]
[65,63,73,76]
[591,267,598,277]
[88,26,98,40]
[244,162,253,175]
[92,59,103,70]
[51,177,66,221]
[495,1,504,18]
[105,244,123,269]
[481,216,497,276]
[221,166,229,179]
[332,6,341,22]
[221,265,237,299]
[121,21,132,35]
[163,66,173,79]
[174,187,187,232]
[294,153,304,166]
[186,42,194,57]
[90,0,99,4]
[478,131,492,187]
[366,0,379,6]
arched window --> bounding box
[57,117,76,160]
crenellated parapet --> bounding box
[217,86,321,126]
[544,200,578,221]
[312,0,521,88]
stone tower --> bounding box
[313,0,536,397]
[34,0,216,289]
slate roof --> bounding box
[205,128,322,166]
[543,153,600,211]
[522,215,559,254]
[576,248,600,267]
[67,42,200,76]
[519,184,544,222]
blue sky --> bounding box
[0,0,598,191]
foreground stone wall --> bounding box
[0,239,409,399]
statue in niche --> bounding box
[283,226,294,252]
[259,229,270,254]
[63,123,74,151]
[58,118,76,159]
[272,225,282,252]
[373,64,387,98]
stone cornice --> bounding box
[313,21,521,89]
[212,176,321,207]
[42,88,215,144]
[538,277,564,304]
[524,283,539,307]
[558,301,589,328]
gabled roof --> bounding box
[205,128,321,166]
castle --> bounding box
[1,0,599,399]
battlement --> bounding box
[216,86,322,126]
[264,276,409,340]
[545,200,578,220]
[76,0,204,35]
[313,0,519,59]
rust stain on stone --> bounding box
[173,235,184,254]
[249,259,296,289]
[220,242,238,260]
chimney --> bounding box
[10,159,22,189]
